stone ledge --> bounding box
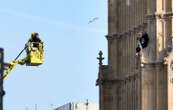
[146,12,173,20]
[105,23,147,41]
[97,72,141,85]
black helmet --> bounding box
[31,32,39,38]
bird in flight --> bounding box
[88,17,99,24]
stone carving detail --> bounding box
[170,61,173,70]
[97,0,173,110]
[106,23,148,41]
[97,51,104,66]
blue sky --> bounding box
[0,0,107,110]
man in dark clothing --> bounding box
[139,32,149,48]
[136,32,149,56]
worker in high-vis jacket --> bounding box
[25,32,44,66]
[25,32,42,54]
[27,32,43,48]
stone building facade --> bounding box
[96,0,173,110]
[54,102,98,110]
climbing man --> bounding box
[136,31,149,56]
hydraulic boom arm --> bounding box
[3,33,44,80]
[3,60,23,80]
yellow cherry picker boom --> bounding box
[3,32,44,80]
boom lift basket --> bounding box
[26,41,44,66]
[3,33,44,80]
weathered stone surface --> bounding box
[97,0,173,110]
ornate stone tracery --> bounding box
[97,0,173,110]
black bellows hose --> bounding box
[14,45,28,60]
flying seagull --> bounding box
[88,17,99,24]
